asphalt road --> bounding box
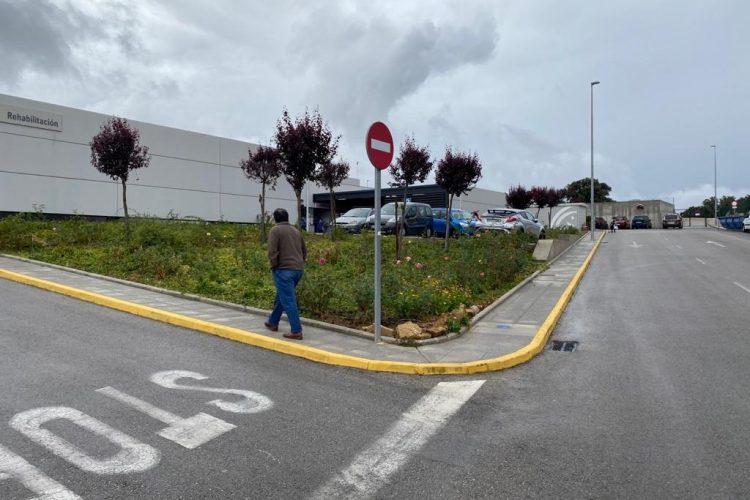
[1,227,748,499]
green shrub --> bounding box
[0,217,544,328]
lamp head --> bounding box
[591,81,600,86]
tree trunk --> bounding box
[259,183,267,242]
[121,178,130,242]
[295,190,302,229]
[444,194,454,251]
[329,188,336,241]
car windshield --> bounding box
[380,203,403,216]
[453,210,472,221]
[343,208,371,217]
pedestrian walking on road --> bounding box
[265,208,307,340]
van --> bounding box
[365,202,434,237]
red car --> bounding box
[612,216,630,229]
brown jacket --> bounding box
[267,222,306,270]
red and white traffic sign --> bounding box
[365,122,394,170]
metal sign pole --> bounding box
[374,169,382,343]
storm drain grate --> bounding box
[551,340,579,352]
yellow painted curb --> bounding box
[0,234,604,375]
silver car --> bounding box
[478,208,546,238]
[335,207,373,233]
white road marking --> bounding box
[150,370,273,414]
[675,245,683,249]
[311,380,485,499]
[696,258,706,265]
[10,406,160,475]
[96,386,235,449]
[370,138,391,153]
[734,282,750,294]
[706,240,725,247]
[629,241,642,248]
[0,443,81,499]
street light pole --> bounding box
[590,81,600,241]
[710,145,717,229]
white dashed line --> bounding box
[696,258,706,265]
[734,282,750,294]
[311,380,485,499]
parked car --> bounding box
[631,215,652,229]
[365,202,433,237]
[432,208,474,237]
[595,217,609,229]
[662,213,683,229]
[743,214,750,233]
[478,208,545,238]
[613,216,630,229]
[334,207,373,233]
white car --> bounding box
[743,215,750,233]
[478,208,546,239]
[335,207,373,233]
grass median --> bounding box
[0,214,579,333]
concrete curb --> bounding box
[0,253,390,343]
[0,232,603,374]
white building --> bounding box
[1,93,299,222]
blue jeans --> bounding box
[268,269,304,333]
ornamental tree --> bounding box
[315,160,350,240]
[530,186,550,217]
[273,108,339,228]
[435,148,482,251]
[546,188,566,226]
[506,185,532,209]
[389,135,432,258]
[89,117,150,241]
[240,145,283,242]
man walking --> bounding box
[264,208,306,340]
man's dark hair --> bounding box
[273,208,289,223]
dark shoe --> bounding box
[283,332,304,340]
[264,322,278,332]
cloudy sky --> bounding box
[1,0,747,208]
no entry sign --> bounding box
[366,122,394,170]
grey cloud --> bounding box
[0,0,80,80]
[285,6,498,146]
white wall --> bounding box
[0,93,299,222]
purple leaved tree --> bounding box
[240,145,283,242]
[546,188,566,227]
[89,117,150,241]
[389,135,432,259]
[435,148,482,251]
[506,185,532,209]
[315,160,350,241]
[274,108,339,228]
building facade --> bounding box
[1,93,300,222]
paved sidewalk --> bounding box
[0,234,601,374]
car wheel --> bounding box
[423,227,432,238]
[539,230,546,240]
